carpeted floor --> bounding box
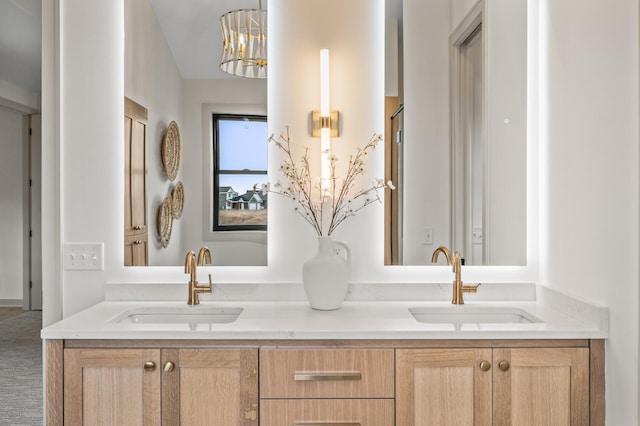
[0,310,43,425]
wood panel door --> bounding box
[396,348,493,426]
[161,348,259,426]
[63,348,161,425]
[492,348,589,426]
[124,97,148,265]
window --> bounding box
[213,114,268,231]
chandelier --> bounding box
[219,0,267,79]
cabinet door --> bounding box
[162,348,258,426]
[396,348,493,426]
[493,348,589,426]
[124,232,149,266]
[261,399,394,426]
[64,348,161,425]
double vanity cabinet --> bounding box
[42,296,607,425]
[46,338,604,425]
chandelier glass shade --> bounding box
[219,7,267,79]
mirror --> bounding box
[124,0,527,267]
[385,0,527,265]
[124,0,268,266]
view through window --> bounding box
[213,114,268,231]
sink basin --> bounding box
[409,306,542,324]
[110,305,243,324]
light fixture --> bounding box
[219,0,267,79]
[312,49,340,195]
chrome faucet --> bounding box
[431,246,480,305]
[185,247,212,305]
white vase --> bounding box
[302,236,352,310]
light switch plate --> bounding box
[64,243,104,271]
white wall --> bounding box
[403,0,451,264]
[59,0,123,316]
[485,0,527,264]
[0,106,26,303]
[537,0,639,423]
[124,0,183,266]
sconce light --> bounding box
[312,49,340,194]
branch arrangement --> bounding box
[267,126,394,236]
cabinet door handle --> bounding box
[134,240,142,245]
[294,372,361,381]
[295,423,360,426]
[133,225,142,230]
[498,360,510,371]
[143,361,156,372]
[163,361,175,372]
[479,360,491,371]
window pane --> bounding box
[217,174,268,226]
[219,119,268,170]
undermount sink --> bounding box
[409,306,542,324]
[110,305,243,324]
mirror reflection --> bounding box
[123,0,527,267]
[124,0,268,267]
[384,0,527,265]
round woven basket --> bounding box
[161,121,181,181]
[157,195,174,248]
[171,181,184,219]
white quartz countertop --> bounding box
[41,297,608,341]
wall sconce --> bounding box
[312,49,340,194]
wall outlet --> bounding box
[423,226,434,245]
[64,243,104,271]
[472,228,483,245]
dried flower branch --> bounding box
[268,126,394,236]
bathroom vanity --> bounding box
[42,287,607,425]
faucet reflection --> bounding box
[431,246,480,305]
[185,247,212,305]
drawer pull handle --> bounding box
[294,372,362,382]
[294,423,361,426]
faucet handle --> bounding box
[462,283,481,293]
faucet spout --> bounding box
[197,246,212,266]
[431,246,479,305]
[185,248,212,305]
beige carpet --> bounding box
[0,310,43,425]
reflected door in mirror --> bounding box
[124,97,148,266]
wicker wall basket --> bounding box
[157,195,174,248]
[171,181,184,219]
[161,121,181,181]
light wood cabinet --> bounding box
[397,347,589,426]
[62,348,258,425]
[124,97,148,266]
[47,339,604,426]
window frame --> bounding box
[212,113,268,232]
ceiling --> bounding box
[0,0,42,92]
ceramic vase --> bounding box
[302,236,352,310]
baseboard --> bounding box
[0,299,23,307]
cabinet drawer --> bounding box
[261,399,394,426]
[260,348,394,398]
